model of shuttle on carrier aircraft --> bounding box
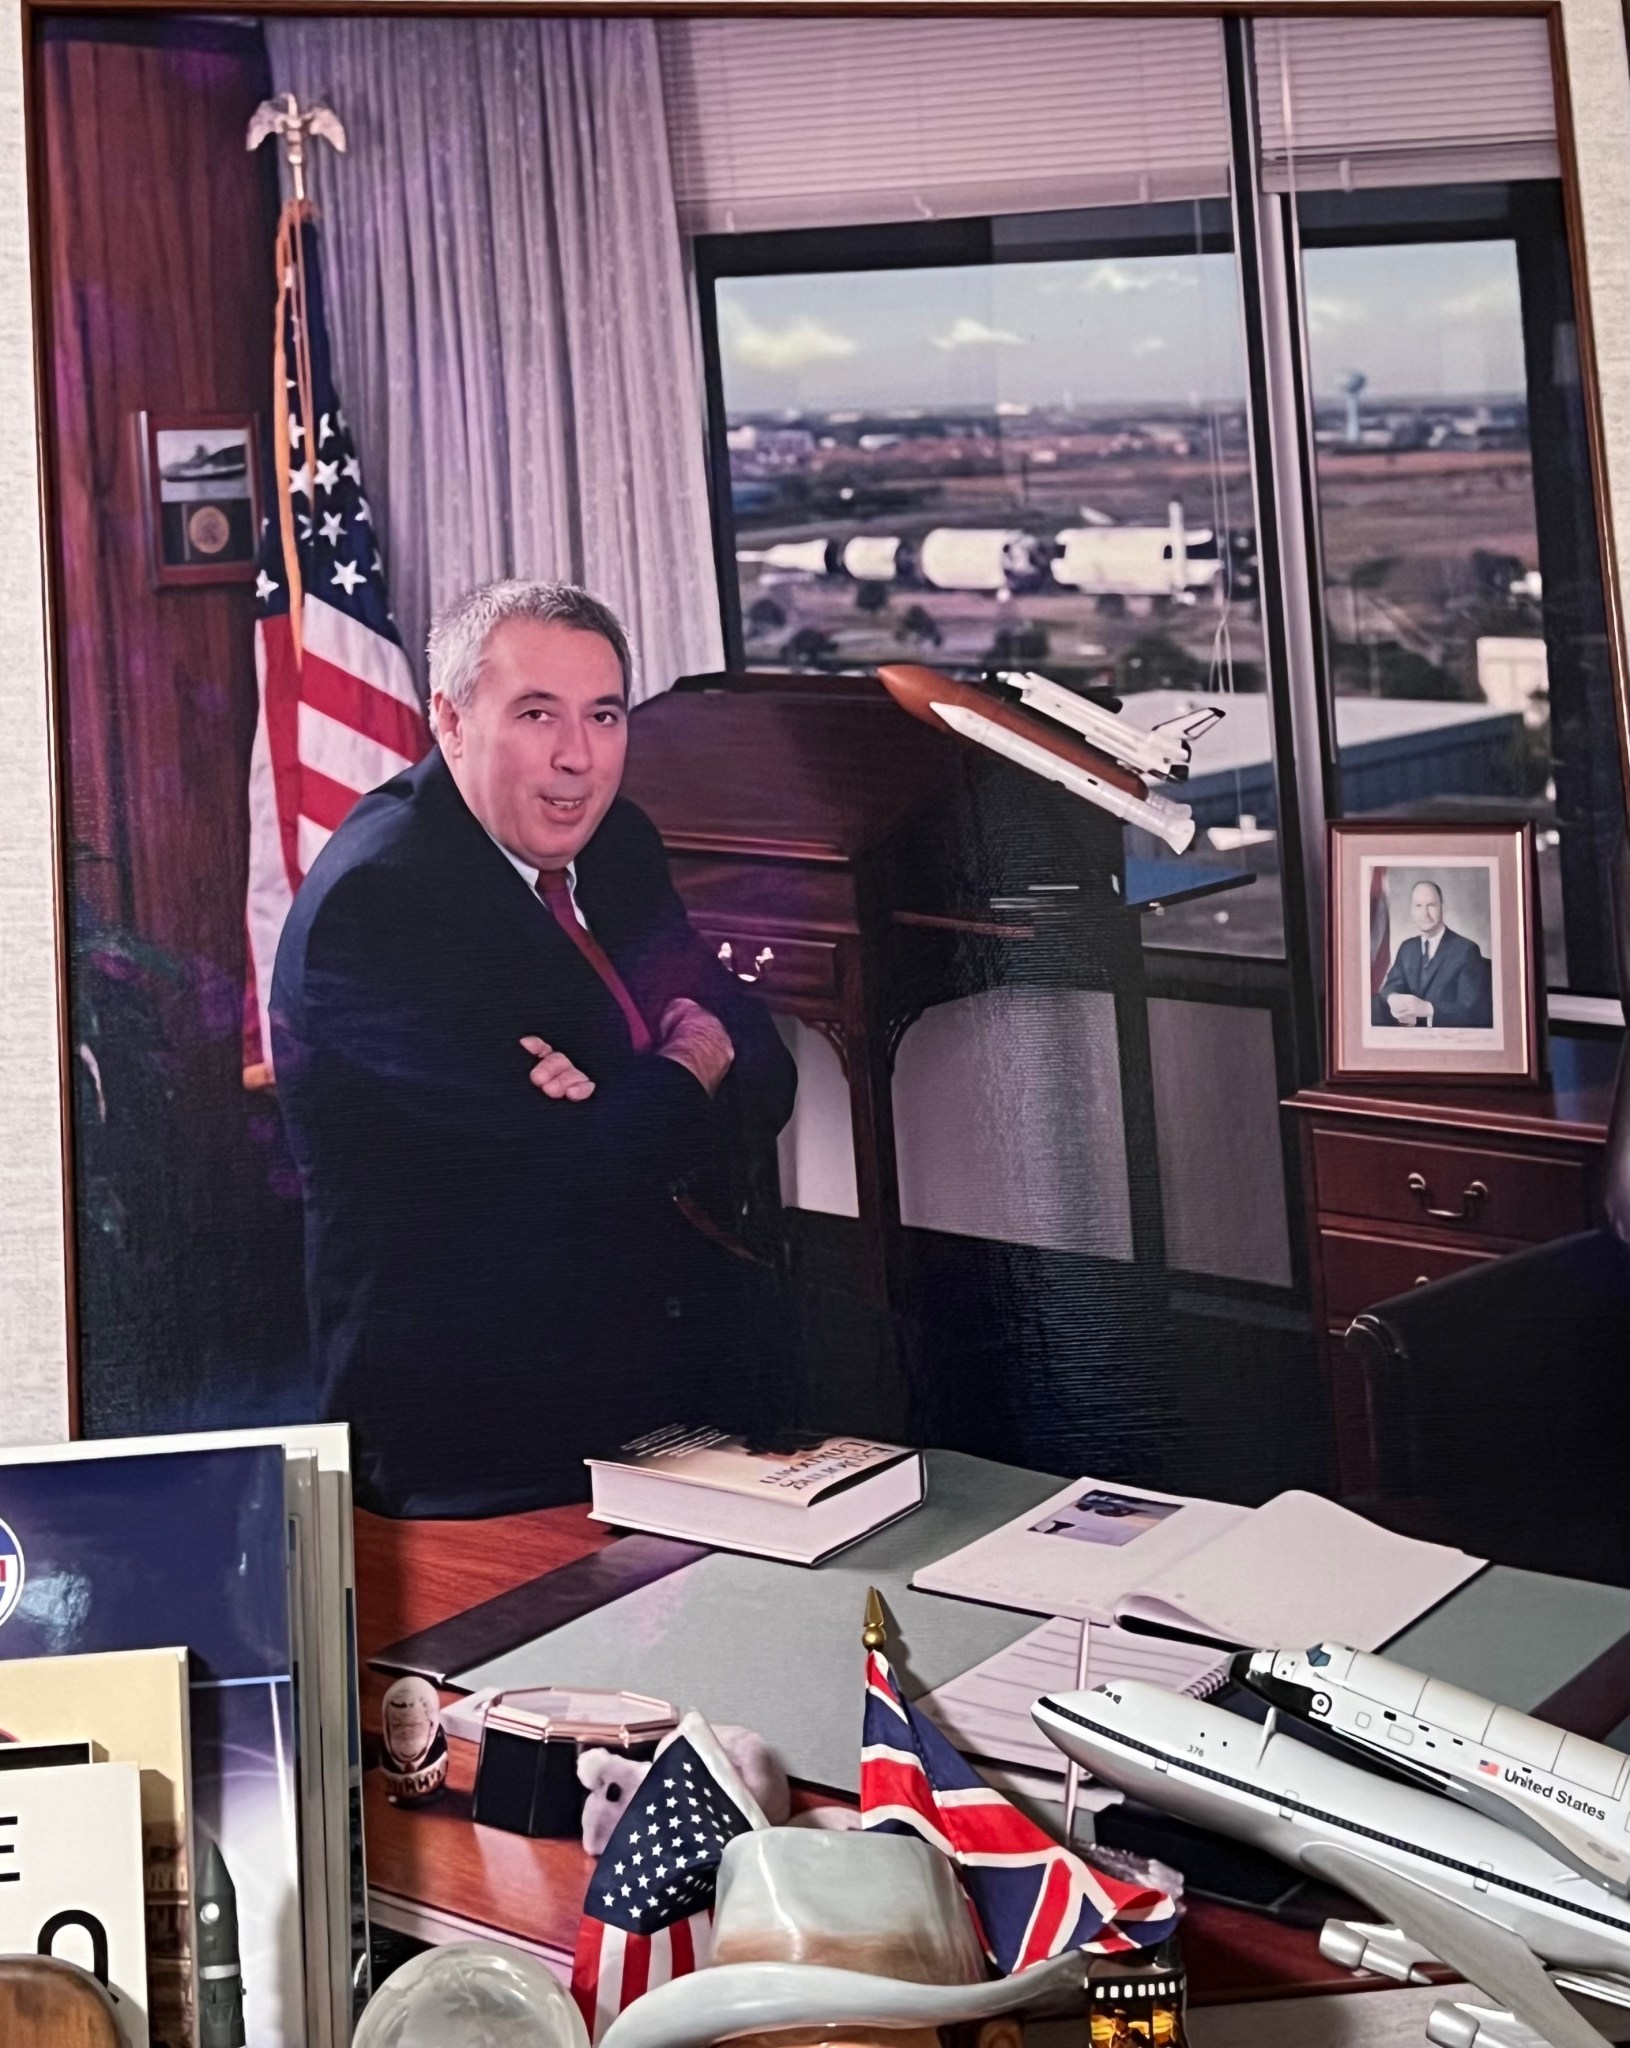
[1032,1655,1630,2048]
[877,662,1224,855]
[1234,1645,1630,1897]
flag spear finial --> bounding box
[247,92,347,205]
[862,1586,888,1653]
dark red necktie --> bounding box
[537,869,757,1259]
[536,869,652,1053]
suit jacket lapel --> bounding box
[415,746,601,983]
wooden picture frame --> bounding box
[137,410,261,588]
[1326,819,1543,1086]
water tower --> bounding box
[1339,370,1368,445]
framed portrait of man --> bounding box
[1327,821,1542,1084]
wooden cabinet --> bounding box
[1285,1035,1619,1494]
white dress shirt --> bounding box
[486,831,589,931]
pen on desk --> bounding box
[1062,1619,1092,1847]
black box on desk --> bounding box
[471,1689,677,1839]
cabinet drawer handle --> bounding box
[1406,1172,1488,1222]
[716,940,774,984]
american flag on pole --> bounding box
[243,199,427,1084]
[571,1714,767,2043]
[861,1648,1178,1973]
[1369,864,1392,998]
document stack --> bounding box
[0,1425,365,2048]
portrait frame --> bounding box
[137,410,263,589]
[1326,820,1542,1086]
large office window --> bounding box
[676,12,1625,993]
[1262,16,1621,996]
[704,212,1287,958]
[1296,190,1618,993]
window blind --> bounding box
[1254,16,1560,194]
[658,17,1232,236]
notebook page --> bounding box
[911,1477,1247,1622]
[919,1616,1231,1778]
[1116,1490,1482,1650]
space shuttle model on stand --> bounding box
[876,663,1223,855]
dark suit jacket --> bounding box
[270,748,798,1517]
[1372,925,1493,1030]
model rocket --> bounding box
[195,1840,245,2048]
[875,664,1223,855]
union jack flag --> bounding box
[243,199,428,1083]
[571,1716,764,2043]
[861,1649,1178,1973]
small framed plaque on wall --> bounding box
[136,411,261,588]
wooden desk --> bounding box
[1284,1034,1620,1493]
[355,1507,1625,2006]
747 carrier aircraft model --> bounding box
[1033,1677,1630,2048]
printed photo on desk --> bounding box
[24,0,1630,2008]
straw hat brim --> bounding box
[598,1951,1089,2048]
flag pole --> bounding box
[862,1586,888,1653]
[247,97,347,673]
[1062,1620,1093,1848]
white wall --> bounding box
[0,0,70,1443]
[2,0,1627,1441]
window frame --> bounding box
[693,201,1240,684]
[692,28,1626,1043]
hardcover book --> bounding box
[0,1422,363,2044]
[0,1760,149,2047]
[0,1447,305,2048]
[586,1428,925,1565]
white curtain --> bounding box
[264,16,723,699]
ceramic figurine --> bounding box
[379,1675,449,1807]
[598,1826,1092,2048]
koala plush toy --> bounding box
[576,1725,791,1857]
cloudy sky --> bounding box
[716,239,1525,416]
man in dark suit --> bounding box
[1372,879,1493,1030]
[271,581,797,1516]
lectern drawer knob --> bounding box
[716,940,774,982]
[697,931,838,1000]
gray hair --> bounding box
[427,579,633,708]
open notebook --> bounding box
[919,1616,1230,1785]
[912,1478,1482,1650]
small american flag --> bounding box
[243,199,428,1083]
[572,1715,765,2042]
[861,1649,1177,1972]
[1478,1759,1502,1777]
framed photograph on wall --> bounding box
[137,411,262,586]
[1327,820,1542,1085]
